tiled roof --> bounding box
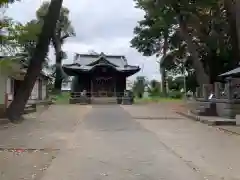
[74,53,127,68]
[63,63,140,72]
[219,67,240,77]
[62,52,141,77]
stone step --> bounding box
[23,107,36,114]
[24,104,37,114]
[91,97,118,104]
[199,102,211,108]
[193,106,217,116]
[178,111,236,126]
[191,109,206,116]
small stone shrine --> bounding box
[190,66,240,122]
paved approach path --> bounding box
[1,104,240,180]
[41,105,203,180]
[123,105,240,180]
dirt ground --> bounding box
[0,105,91,180]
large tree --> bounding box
[36,2,75,93]
[1,1,48,66]
[6,0,63,121]
[131,0,240,87]
[0,0,18,6]
[223,0,240,66]
[131,0,209,85]
[236,0,240,54]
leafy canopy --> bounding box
[131,0,236,83]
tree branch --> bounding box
[60,34,70,41]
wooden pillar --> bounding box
[123,76,126,90]
[91,78,93,97]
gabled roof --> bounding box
[62,52,140,77]
[74,52,128,67]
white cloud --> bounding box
[5,0,161,80]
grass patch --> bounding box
[135,97,182,104]
[50,93,182,104]
[51,92,70,104]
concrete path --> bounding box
[1,104,240,180]
[123,105,240,180]
[41,105,203,180]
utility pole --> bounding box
[141,63,144,74]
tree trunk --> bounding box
[6,0,63,122]
[236,0,240,55]
[160,30,168,96]
[224,0,240,68]
[177,15,210,85]
[52,34,63,94]
[54,61,63,93]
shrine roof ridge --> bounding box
[75,53,126,59]
[76,53,126,58]
[73,52,129,68]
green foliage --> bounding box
[132,76,147,98]
[17,20,42,57]
[1,0,75,76]
[1,11,43,70]
[0,0,19,7]
[0,56,16,74]
[166,72,197,94]
[1,6,42,57]
[135,96,182,103]
[167,76,184,91]
[2,19,50,67]
[168,90,183,99]
[131,0,239,86]
[185,72,198,92]
[36,1,75,41]
[51,92,70,104]
[148,79,161,97]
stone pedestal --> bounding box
[0,104,6,118]
[215,79,237,119]
[69,95,90,104]
[202,84,212,100]
[195,87,201,98]
[117,97,122,104]
[143,87,149,98]
[122,97,132,105]
[202,85,208,100]
[216,101,236,119]
[225,80,233,100]
[122,90,133,105]
[214,82,221,99]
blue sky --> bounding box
[5,0,162,81]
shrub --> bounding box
[168,90,183,99]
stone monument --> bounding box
[143,87,149,98]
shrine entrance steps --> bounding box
[91,97,118,104]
